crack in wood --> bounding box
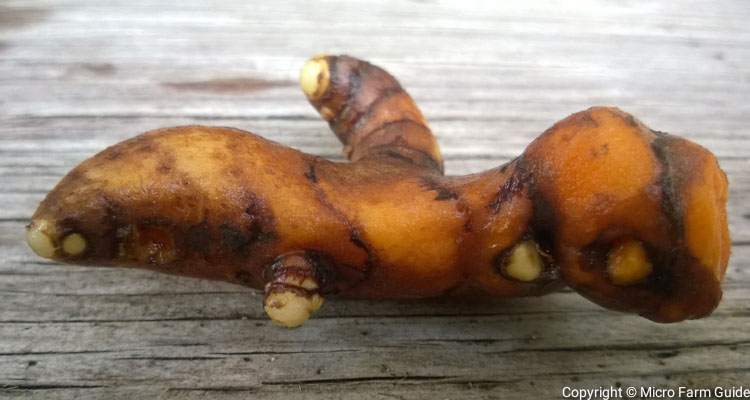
[0,350,114,356]
[115,356,222,361]
[261,375,453,385]
[483,340,750,356]
[0,384,103,390]
[211,349,359,355]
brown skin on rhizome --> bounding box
[26,55,730,328]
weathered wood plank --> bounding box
[5,369,750,400]
[0,311,748,386]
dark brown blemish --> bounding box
[303,251,336,293]
[378,146,442,172]
[156,162,172,174]
[459,202,473,234]
[560,131,576,143]
[104,148,123,161]
[127,222,176,266]
[103,134,158,163]
[649,263,677,297]
[355,60,403,119]
[234,269,258,286]
[315,67,326,89]
[253,229,276,243]
[434,189,457,201]
[357,118,429,148]
[580,236,614,274]
[162,78,294,94]
[151,146,176,175]
[489,167,529,213]
[644,181,663,204]
[528,189,557,255]
[380,147,417,164]
[575,111,600,128]
[58,201,139,262]
[228,166,243,179]
[330,62,365,137]
[220,223,251,253]
[304,168,376,287]
[99,196,127,258]
[185,221,210,253]
[624,114,639,129]
[114,225,132,244]
[263,251,331,295]
[349,228,368,252]
[243,194,277,244]
[136,141,156,153]
[347,223,378,282]
[64,168,83,183]
[0,6,49,30]
[545,110,600,142]
[265,282,318,300]
[57,217,82,237]
[319,55,339,106]
[499,159,514,173]
[650,135,684,239]
[420,176,458,201]
[591,143,609,157]
[341,85,403,139]
[139,216,173,227]
[304,163,318,183]
[210,148,225,160]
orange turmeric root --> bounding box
[26,55,730,328]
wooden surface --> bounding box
[1,1,749,399]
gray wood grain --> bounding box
[1,0,749,398]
